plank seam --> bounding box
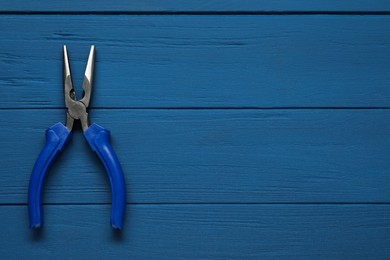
[2,202,390,206]
[2,107,390,110]
[1,11,390,15]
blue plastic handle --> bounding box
[28,122,71,228]
[84,123,126,230]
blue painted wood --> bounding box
[1,0,389,12]
[1,15,390,108]
[0,5,389,258]
[0,205,389,259]
[1,109,389,204]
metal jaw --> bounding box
[63,45,95,132]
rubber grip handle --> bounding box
[28,122,71,229]
[84,123,126,230]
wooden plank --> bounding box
[1,109,389,204]
[1,1,390,12]
[1,204,389,259]
[1,15,390,108]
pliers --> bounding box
[28,46,126,230]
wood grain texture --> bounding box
[1,109,389,204]
[1,0,390,12]
[1,5,389,259]
[1,205,389,259]
[1,15,390,108]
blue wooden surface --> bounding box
[1,205,389,259]
[1,15,390,108]
[1,0,390,12]
[1,2,390,259]
[1,109,390,204]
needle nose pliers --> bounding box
[28,46,126,230]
